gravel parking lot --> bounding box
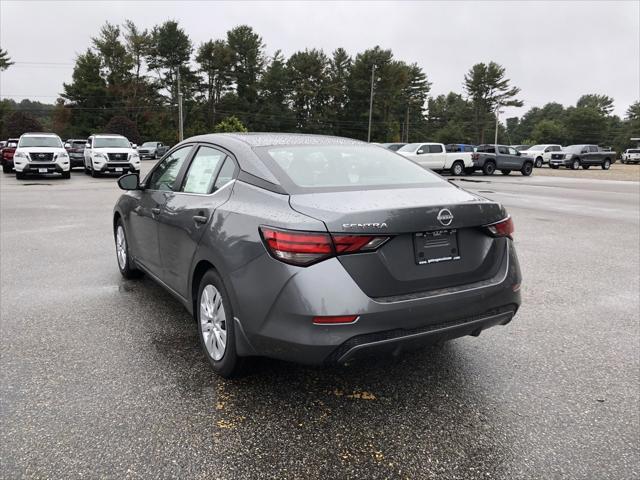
[533,162,640,182]
[1,164,639,479]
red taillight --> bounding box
[471,153,479,160]
[332,234,389,253]
[260,227,390,267]
[312,315,358,325]
[485,217,514,238]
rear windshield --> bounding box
[257,144,445,192]
[19,136,63,148]
[142,142,156,147]
[94,137,130,148]
[71,141,86,147]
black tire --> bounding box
[196,269,244,378]
[16,171,26,180]
[114,219,143,279]
[450,161,464,176]
[2,164,11,174]
[521,162,533,176]
[601,159,611,170]
[464,167,475,175]
[500,169,511,175]
[534,157,543,168]
[550,164,559,169]
[482,161,496,175]
[582,165,590,170]
[90,163,100,178]
[570,159,580,170]
[61,170,71,179]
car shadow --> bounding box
[116,274,517,477]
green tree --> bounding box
[92,22,133,86]
[226,25,265,108]
[196,39,233,128]
[105,115,141,144]
[531,119,568,144]
[62,50,109,135]
[257,50,294,131]
[464,62,522,143]
[326,48,352,136]
[565,106,607,144]
[214,115,248,133]
[576,94,614,115]
[5,111,43,137]
[0,48,14,71]
[287,49,330,132]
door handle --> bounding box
[193,215,208,225]
[151,207,161,215]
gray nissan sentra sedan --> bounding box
[113,133,522,377]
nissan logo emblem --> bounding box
[437,208,454,226]
[38,154,45,158]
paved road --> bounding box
[1,165,638,479]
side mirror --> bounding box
[417,149,425,154]
[131,143,137,149]
[118,173,140,191]
[516,151,521,156]
[64,143,71,149]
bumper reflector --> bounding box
[312,315,358,325]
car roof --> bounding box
[22,132,59,136]
[92,133,126,137]
[177,133,367,187]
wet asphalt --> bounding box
[1,164,638,479]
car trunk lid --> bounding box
[289,185,509,298]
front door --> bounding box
[157,145,237,297]
[130,145,193,275]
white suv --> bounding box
[84,134,140,177]
[521,144,563,168]
[13,132,70,180]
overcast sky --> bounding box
[1,0,638,119]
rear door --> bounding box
[157,144,237,297]
[427,144,446,169]
[129,145,193,275]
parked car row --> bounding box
[1,132,143,180]
[380,141,623,175]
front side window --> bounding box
[181,146,226,194]
[589,146,599,152]
[19,136,63,148]
[259,144,445,191]
[147,146,192,191]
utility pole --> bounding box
[177,68,184,142]
[405,106,410,143]
[494,105,501,150]
[367,64,376,143]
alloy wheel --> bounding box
[200,285,227,361]
[116,226,127,270]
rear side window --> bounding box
[429,144,443,153]
[213,158,236,191]
[258,144,444,191]
[181,146,226,194]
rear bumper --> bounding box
[232,239,522,365]
[69,154,84,167]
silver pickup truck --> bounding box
[549,145,615,170]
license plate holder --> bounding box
[38,168,48,173]
[414,230,460,265]
[115,167,123,172]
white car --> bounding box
[396,142,474,175]
[13,132,70,180]
[84,134,140,178]
[621,148,640,164]
[520,144,563,168]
